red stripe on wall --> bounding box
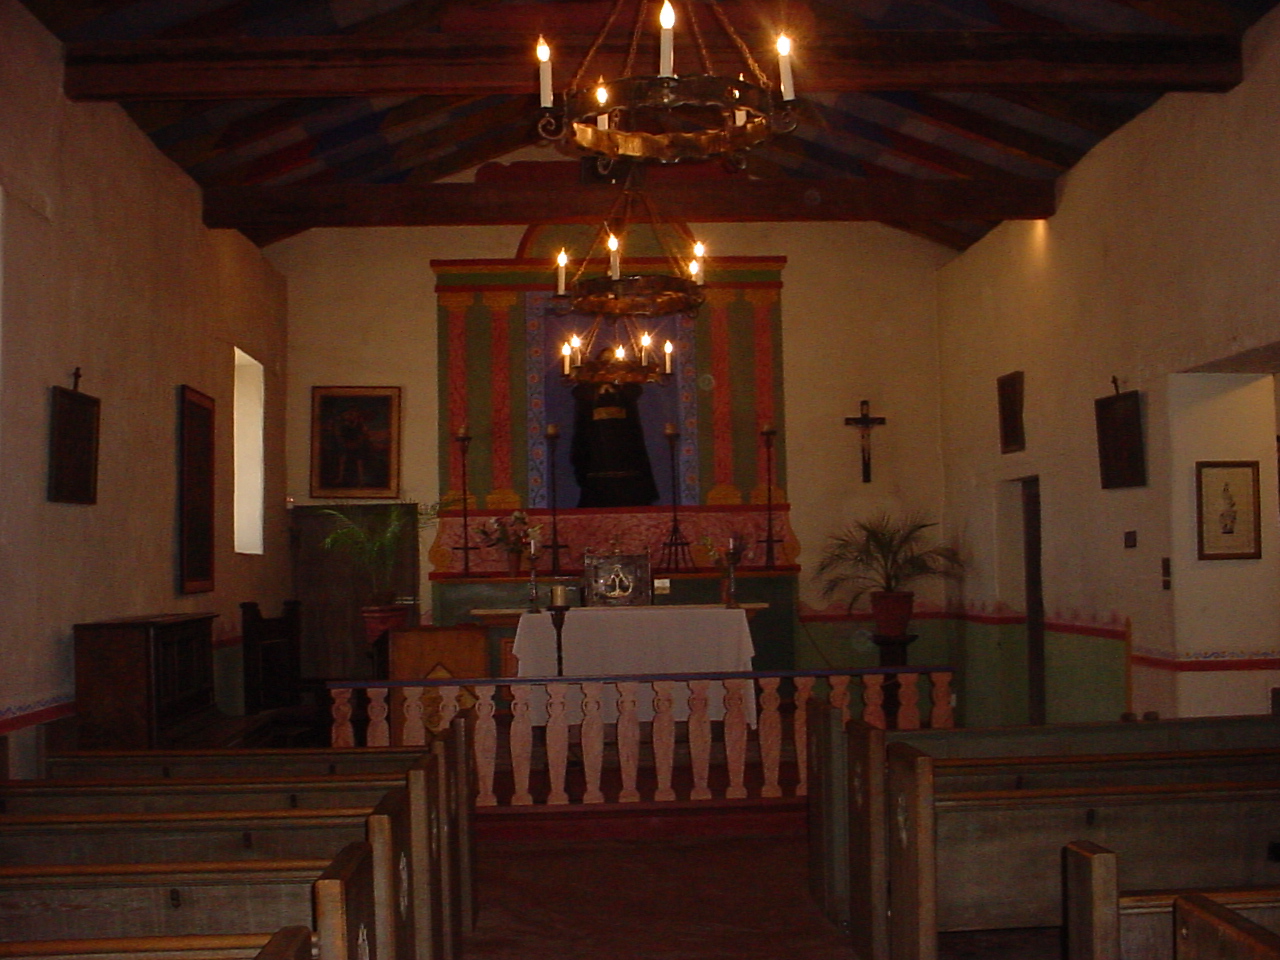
[0,701,75,735]
[1131,654,1280,672]
[746,289,776,493]
[706,289,736,487]
[485,292,518,495]
[440,292,472,494]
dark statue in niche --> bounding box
[570,376,659,508]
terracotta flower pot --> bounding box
[870,590,915,638]
[360,604,415,645]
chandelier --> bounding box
[535,0,798,167]
[552,184,706,385]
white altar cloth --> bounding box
[512,606,757,722]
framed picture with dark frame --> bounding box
[582,552,653,606]
[997,371,1025,454]
[1196,460,1261,561]
[310,386,401,498]
[48,385,100,504]
[1095,390,1147,489]
[179,385,215,594]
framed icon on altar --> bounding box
[582,553,652,606]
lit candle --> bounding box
[777,34,795,101]
[457,421,469,440]
[536,36,553,108]
[607,233,620,280]
[614,344,626,361]
[546,422,560,440]
[692,240,705,284]
[556,248,567,295]
[570,334,582,366]
[659,1,676,77]
[561,341,572,375]
[664,422,678,438]
[596,79,609,129]
[641,332,652,364]
[689,259,700,283]
[664,339,673,373]
[529,534,539,558]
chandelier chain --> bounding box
[685,1,714,75]
[625,0,646,76]
[708,0,771,88]
[570,0,630,90]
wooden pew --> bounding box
[1176,894,1280,960]
[0,774,402,815]
[45,748,429,781]
[1065,841,1280,960]
[0,809,370,866]
[0,860,326,941]
[313,843,378,960]
[0,925,313,960]
[887,744,1280,960]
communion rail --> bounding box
[327,667,954,807]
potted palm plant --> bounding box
[814,512,963,637]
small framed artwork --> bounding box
[1095,390,1147,489]
[997,371,1025,454]
[179,385,215,594]
[311,386,401,498]
[1196,460,1261,561]
[48,386,100,504]
[582,553,652,606]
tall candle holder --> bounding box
[759,423,782,569]
[657,423,693,571]
[527,540,541,612]
[452,425,478,575]
[545,423,569,574]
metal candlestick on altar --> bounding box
[545,424,569,574]
[527,543,541,612]
[657,424,693,571]
[452,428,478,575]
[549,604,570,677]
[759,424,782,569]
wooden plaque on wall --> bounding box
[48,386,100,504]
[1095,390,1147,488]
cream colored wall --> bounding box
[0,0,290,748]
[937,5,1280,717]
[268,220,951,615]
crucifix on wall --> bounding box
[844,400,887,483]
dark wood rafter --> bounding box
[63,31,1242,100]
[993,89,1145,136]
[202,177,1057,236]
[1105,0,1244,32]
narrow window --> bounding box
[233,347,265,554]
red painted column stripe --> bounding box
[746,288,777,496]
[439,292,473,496]
[706,289,737,488]
[484,292,518,498]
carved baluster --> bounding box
[652,681,677,801]
[474,685,498,807]
[402,687,426,746]
[793,677,814,797]
[688,680,712,800]
[862,674,886,729]
[898,673,921,730]
[830,674,852,724]
[545,683,570,805]
[433,685,461,734]
[366,688,390,746]
[510,685,534,805]
[331,688,355,748]
[724,679,749,799]
[616,682,641,803]
[930,671,955,729]
[580,682,605,804]
[758,677,782,798]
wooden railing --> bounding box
[327,667,955,807]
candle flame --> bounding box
[570,335,582,348]
[614,345,627,360]
[556,248,567,267]
[596,78,609,106]
[607,234,619,251]
[689,259,700,277]
[776,33,792,56]
[664,340,673,354]
[641,333,652,347]
[536,36,550,62]
[562,342,571,356]
[660,1,675,29]
[693,240,705,258]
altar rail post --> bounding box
[327,667,955,808]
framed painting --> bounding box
[1196,460,1261,560]
[48,385,100,504]
[582,552,652,606]
[311,386,401,498]
[997,371,1025,454]
[1095,390,1147,489]
[179,385,215,594]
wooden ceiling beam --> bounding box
[202,177,1056,234]
[65,31,1241,101]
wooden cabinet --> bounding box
[74,613,218,749]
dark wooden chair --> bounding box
[242,601,302,715]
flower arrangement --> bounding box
[477,510,543,555]
[700,532,750,569]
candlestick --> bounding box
[556,249,567,295]
[536,37,553,108]
[570,334,582,366]
[596,79,609,129]
[664,340,673,373]
[659,1,675,77]
[777,34,795,101]
[551,584,569,607]
[641,332,652,365]
[561,342,571,375]
[608,234,620,279]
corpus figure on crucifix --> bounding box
[844,400,887,483]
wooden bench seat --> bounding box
[0,926,313,960]
[1066,840,1280,960]
[0,860,327,941]
[0,809,370,866]
[0,774,402,815]
[45,748,430,781]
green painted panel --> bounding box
[1046,632,1128,723]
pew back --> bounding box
[1176,894,1280,960]
[0,931,305,960]
[313,843,378,960]
[45,749,427,781]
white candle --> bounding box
[529,535,538,557]
[641,332,652,364]
[551,584,569,607]
[692,240,705,285]
[777,34,795,101]
[556,248,567,295]
[596,80,609,129]
[536,36,553,108]
[561,342,572,375]
[659,1,675,77]
[689,259,701,284]
[664,339,673,373]
[614,344,626,361]
[608,233,620,280]
[570,334,582,366]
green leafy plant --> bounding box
[814,512,963,611]
[320,500,450,605]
